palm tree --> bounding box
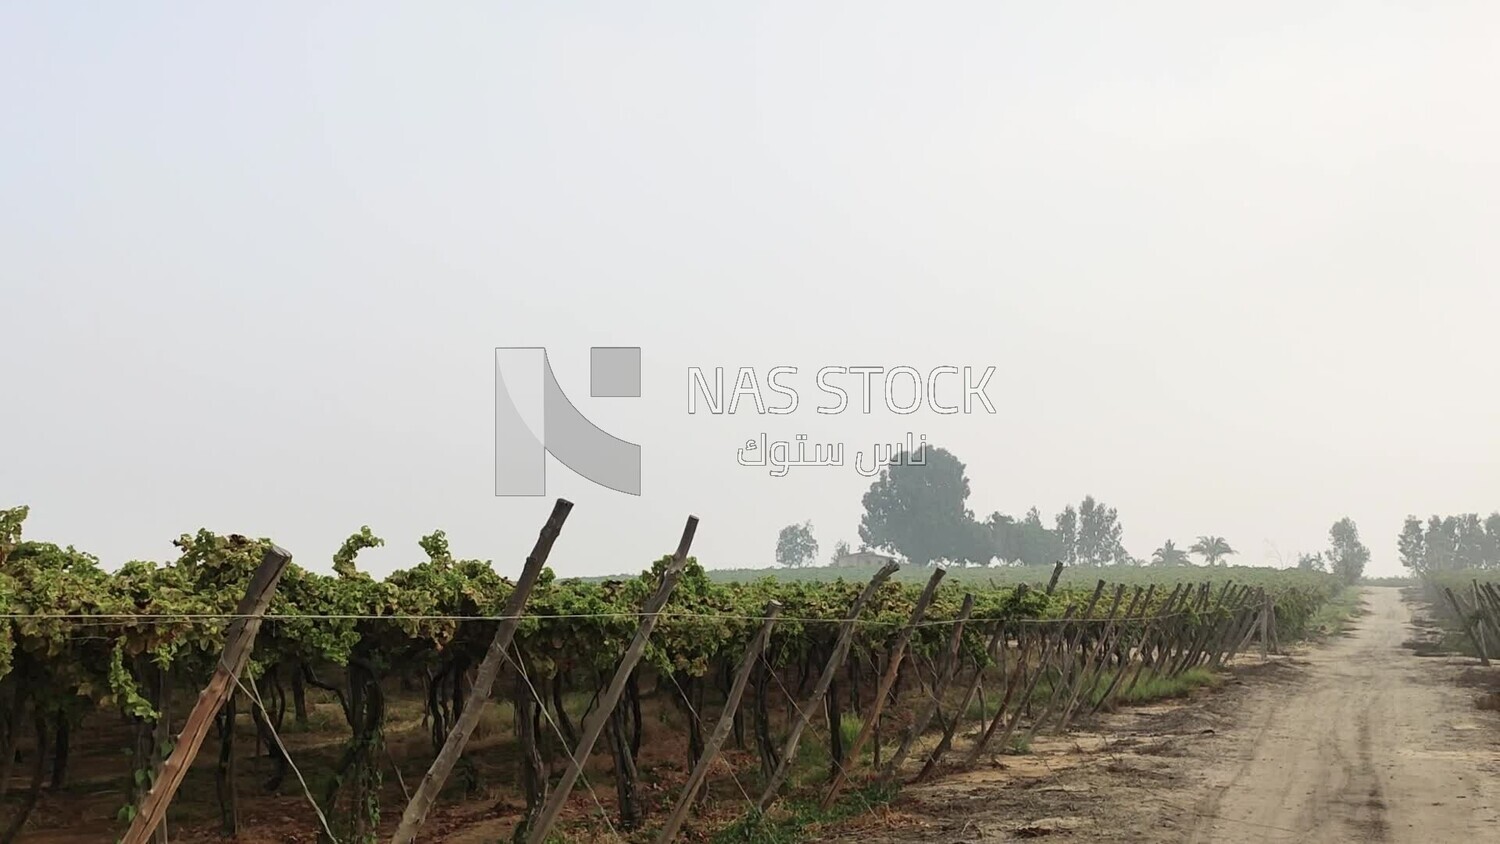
[1190,535,1236,566]
[1151,539,1192,567]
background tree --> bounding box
[1424,515,1457,571]
[1150,539,1191,567]
[976,511,1064,566]
[1190,535,1236,567]
[1075,496,1126,566]
[775,521,818,568]
[828,539,851,564]
[1486,513,1500,568]
[1327,517,1370,584]
[1397,516,1426,573]
[858,445,972,566]
[1054,505,1078,565]
[1297,552,1326,572]
[1455,513,1487,569]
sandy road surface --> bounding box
[819,586,1500,843]
[1188,587,1500,842]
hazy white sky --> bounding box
[4,2,1498,578]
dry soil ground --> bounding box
[821,586,1500,843]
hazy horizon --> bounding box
[5,3,1499,579]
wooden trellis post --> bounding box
[122,544,293,844]
[391,498,574,844]
[883,592,974,777]
[525,515,700,844]
[1445,587,1490,666]
[755,561,898,812]
[656,601,781,844]
[821,567,945,808]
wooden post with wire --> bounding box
[882,592,975,778]
[755,560,899,812]
[657,601,782,844]
[525,515,700,844]
[391,498,574,844]
[121,543,293,844]
[820,566,945,808]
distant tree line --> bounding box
[1397,513,1500,574]
[852,445,1144,567]
[844,443,1245,569]
[776,442,1249,570]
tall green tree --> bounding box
[1054,505,1078,565]
[1424,515,1457,571]
[858,445,972,567]
[1485,513,1500,569]
[775,521,818,568]
[1151,539,1192,567]
[1075,495,1127,566]
[982,511,1064,566]
[1190,536,1236,566]
[1397,516,1426,573]
[1327,517,1370,584]
[1455,513,1487,569]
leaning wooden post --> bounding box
[1444,587,1491,667]
[915,587,1024,781]
[1208,588,1255,668]
[1045,561,1065,594]
[1059,584,1133,731]
[1229,588,1266,663]
[1473,582,1500,644]
[1116,584,1187,703]
[1024,581,1105,740]
[964,606,1076,766]
[1171,581,1234,675]
[1260,591,1272,660]
[391,498,573,844]
[755,561,899,812]
[1474,582,1490,657]
[1089,584,1157,714]
[525,516,700,844]
[883,593,975,778]
[821,567,946,807]
[657,601,781,844]
[122,544,293,844]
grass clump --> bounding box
[1113,667,1219,704]
[713,782,899,844]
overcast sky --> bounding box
[4,2,1498,579]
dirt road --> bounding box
[1187,586,1500,842]
[822,586,1500,843]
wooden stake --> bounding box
[821,567,946,807]
[964,606,1076,766]
[1087,584,1156,714]
[755,561,898,812]
[122,544,293,844]
[914,592,1018,782]
[525,515,700,844]
[883,593,975,778]
[391,498,573,844]
[1444,587,1491,667]
[1115,584,1187,705]
[656,601,781,844]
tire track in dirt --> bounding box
[816,587,1499,843]
[1187,587,1498,843]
